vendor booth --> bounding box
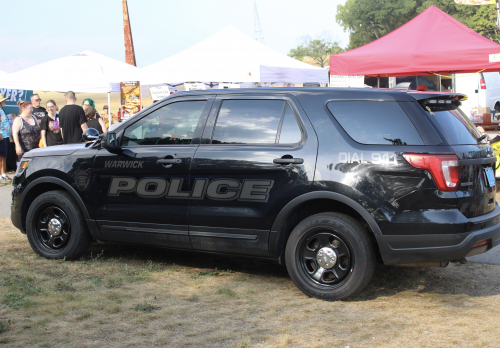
[140,25,327,86]
[0,51,143,125]
[329,5,500,127]
[329,5,500,77]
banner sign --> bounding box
[454,0,495,4]
[150,86,171,101]
[184,83,206,91]
[0,88,33,114]
[489,53,500,62]
[120,81,141,120]
[329,75,365,88]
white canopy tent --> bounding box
[140,26,327,85]
[0,51,142,124]
[0,70,8,77]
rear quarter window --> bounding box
[423,108,481,145]
[327,101,424,145]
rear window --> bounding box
[327,101,424,145]
[422,106,481,145]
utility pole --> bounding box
[122,0,137,66]
[254,0,265,45]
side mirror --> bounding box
[82,128,99,142]
[101,132,118,150]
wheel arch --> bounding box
[20,177,100,239]
[270,191,382,260]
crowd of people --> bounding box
[0,91,112,185]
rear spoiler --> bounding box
[406,92,467,102]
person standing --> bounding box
[101,105,117,128]
[12,101,40,165]
[40,100,63,147]
[31,94,47,124]
[85,106,107,134]
[0,94,12,183]
[59,91,88,144]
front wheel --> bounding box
[285,212,376,300]
[26,190,92,260]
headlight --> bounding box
[15,159,31,177]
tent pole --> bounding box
[496,0,500,30]
[108,92,111,127]
[377,77,380,88]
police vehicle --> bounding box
[11,88,500,300]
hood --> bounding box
[23,144,86,157]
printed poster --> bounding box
[120,81,141,119]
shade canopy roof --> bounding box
[141,25,327,85]
[330,5,500,76]
[0,70,8,77]
[0,51,141,93]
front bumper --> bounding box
[377,205,500,265]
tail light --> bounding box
[480,78,486,89]
[403,154,459,191]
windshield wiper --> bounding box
[477,134,488,143]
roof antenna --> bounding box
[254,0,265,45]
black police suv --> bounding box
[11,88,500,300]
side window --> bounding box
[122,101,207,146]
[278,105,302,144]
[327,101,424,145]
[212,100,284,144]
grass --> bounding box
[1,217,500,347]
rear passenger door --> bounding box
[188,95,318,256]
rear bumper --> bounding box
[378,205,500,265]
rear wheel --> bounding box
[26,190,92,260]
[285,212,376,300]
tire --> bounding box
[26,190,92,260]
[285,212,376,301]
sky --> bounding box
[0,0,349,73]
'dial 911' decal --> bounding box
[108,177,274,202]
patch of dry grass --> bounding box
[1,217,500,347]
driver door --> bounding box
[92,96,214,249]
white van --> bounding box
[455,72,500,119]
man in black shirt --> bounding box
[31,94,46,124]
[59,91,88,144]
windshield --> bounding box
[422,103,482,145]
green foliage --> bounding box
[0,318,12,334]
[288,36,345,67]
[337,0,500,49]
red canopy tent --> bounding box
[330,5,500,77]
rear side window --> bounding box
[212,100,284,144]
[327,101,424,145]
[423,108,481,145]
[278,105,302,144]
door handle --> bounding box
[157,159,182,164]
[273,158,304,165]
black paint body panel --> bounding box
[10,88,500,265]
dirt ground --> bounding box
[1,217,500,348]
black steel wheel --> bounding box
[26,190,92,260]
[285,212,376,301]
[34,206,71,251]
[299,231,353,287]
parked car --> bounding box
[11,88,500,300]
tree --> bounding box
[337,0,500,49]
[337,0,422,49]
[288,36,345,68]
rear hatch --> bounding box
[415,94,496,218]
